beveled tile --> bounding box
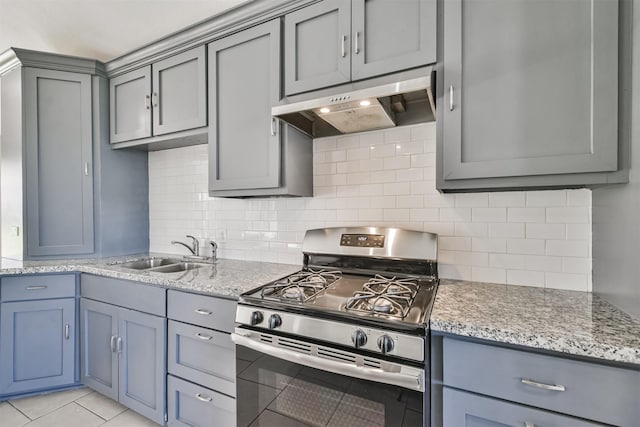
[23,403,103,427]
[9,388,92,420]
[0,402,30,426]
[100,409,163,427]
[75,391,126,420]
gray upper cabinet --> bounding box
[109,45,207,144]
[24,68,94,256]
[109,67,151,143]
[208,19,312,197]
[284,0,436,95]
[438,0,621,191]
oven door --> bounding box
[232,328,426,427]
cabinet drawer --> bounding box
[1,274,76,301]
[167,290,236,333]
[167,375,235,427]
[443,338,640,427]
[444,388,605,427]
[168,320,235,397]
[80,274,165,316]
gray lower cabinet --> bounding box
[80,275,167,425]
[284,0,436,95]
[166,290,237,426]
[208,19,312,197]
[437,0,622,191]
[439,337,640,427]
[0,274,77,397]
[110,45,207,144]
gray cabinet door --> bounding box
[118,308,167,425]
[109,66,152,143]
[0,298,76,395]
[443,388,604,427]
[284,0,351,95]
[152,46,207,136]
[351,0,436,80]
[80,298,119,401]
[208,20,282,191]
[441,0,619,182]
[23,68,94,256]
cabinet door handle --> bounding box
[84,162,90,176]
[25,285,47,291]
[194,308,212,316]
[341,34,347,58]
[145,94,151,110]
[152,92,158,108]
[524,422,535,427]
[195,332,212,341]
[520,378,566,392]
[354,31,360,54]
[64,324,70,340]
[449,85,454,111]
[116,337,123,353]
[110,335,117,352]
[195,393,213,402]
[270,117,277,136]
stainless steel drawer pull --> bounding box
[195,393,212,402]
[196,332,212,340]
[524,422,535,427]
[270,117,277,136]
[354,31,360,54]
[341,34,347,58]
[64,324,70,340]
[520,378,566,392]
[145,94,151,110]
[194,309,212,316]
[152,92,158,107]
[110,336,117,352]
[25,285,47,291]
[116,337,123,353]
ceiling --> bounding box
[0,0,249,63]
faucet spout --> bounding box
[171,239,197,256]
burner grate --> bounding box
[260,268,342,303]
[345,274,419,318]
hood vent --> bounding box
[272,70,435,138]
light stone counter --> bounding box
[0,254,300,299]
[431,279,640,366]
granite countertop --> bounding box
[431,279,640,366]
[1,257,639,366]
[0,253,300,299]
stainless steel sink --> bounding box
[150,262,206,273]
[117,258,182,270]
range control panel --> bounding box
[340,234,385,248]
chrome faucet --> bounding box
[171,235,199,256]
[210,240,217,260]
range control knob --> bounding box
[250,311,264,326]
[377,335,395,354]
[268,314,282,329]
[351,329,368,349]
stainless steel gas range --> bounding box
[232,227,438,427]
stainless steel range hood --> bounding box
[272,68,436,138]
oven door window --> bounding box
[236,345,424,427]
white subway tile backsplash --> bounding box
[149,123,591,292]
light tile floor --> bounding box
[0,388,162,427]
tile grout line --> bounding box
[73,399,110,423]
[7,400,34,422]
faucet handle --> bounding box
[210,241,218,260]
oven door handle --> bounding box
[231,332,424,392]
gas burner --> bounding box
[345,274,419,318]
[260,268,342,303]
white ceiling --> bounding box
[0,0,249,62]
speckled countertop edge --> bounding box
[430,279,640,366]
[0,253,300,299]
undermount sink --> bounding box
[116,257,208,273]
[150,262,206,273]
[118,258,182,270]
